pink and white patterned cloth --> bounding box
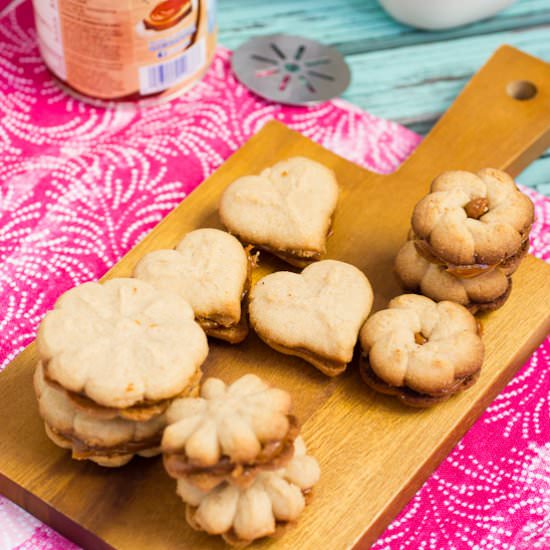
[0,2,548,549]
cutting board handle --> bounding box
[399,45,550,179]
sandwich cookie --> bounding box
[394,239,525,313]
[219,157,339,267]
[249,260,373,376]
[35,278,208,465]
[162,374,299,492]
[179,436,320,547]
[360,294,484,407]
[412,168,533,268]
[134,228,252,344]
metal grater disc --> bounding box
[231,34,351,106]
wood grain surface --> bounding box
[218,0,550,195]
[0,46,550,550]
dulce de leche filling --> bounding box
[47,424,161,460]
[414,240,497,278]
[43,361,200,421]
[164,415,299,482]
[360,358,480,406]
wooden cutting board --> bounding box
[1,45,550,550]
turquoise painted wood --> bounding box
[218,0,550,195]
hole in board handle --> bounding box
[506,80,537,100]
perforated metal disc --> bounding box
[231,34,351,106]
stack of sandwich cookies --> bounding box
[35,278,208,466]
[162,374,320,546]
[395,169,534,312]
[249,260,373,376]
[134,228,253,344]
[219,157,339,267]
[360,294,484,407]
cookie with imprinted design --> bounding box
[219,157,339,267]
[412,168,533,267]
[178,436,320,547]
[249,260,373,376]
[394,239,527,313]
[162,374,298,491]
[360,294,484,407]
[134,228,251,344]
[35,278,208,465]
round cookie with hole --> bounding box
[359,294,484,407]
[411,168,533,267]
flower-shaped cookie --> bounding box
[178,436,320,547]
[134,229,251,344]
[360,294,484,407]
[34,363,165,467]
[395,240,519,313]
[412,168,534,266]
[249,260,373,376]
[219,157,339,267]
[162,374,298,490]
[37,278,208,410]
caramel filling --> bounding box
[164,415,299,481]
[43,362,200,421]
[464,197,489,219]
[259,336,347,377]
[360,359,479,404]
[414,332,427,345]
[413,232,529,279]
[414,240,496,278]
[47,424,161,460]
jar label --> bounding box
[32,0,216,100]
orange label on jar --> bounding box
[32,0,217,101]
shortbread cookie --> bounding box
[163,374,298,491]
[219,157,339,267]
[412,169,534,266]
[134,229,251,344]
[360,294,483,407]
[35,363,165,467]
[249,260,373,376]
[179,436,320,547]
[395,240,518,313]
[37,278,208,410]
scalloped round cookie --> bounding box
[34,363,164,466]
[412,168,533,265]
[360,294,484,406]
[37,278,208,409]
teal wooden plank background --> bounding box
[218,0,550,195]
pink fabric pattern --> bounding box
[0,2,548,549]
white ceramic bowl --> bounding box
[378,0,516,30]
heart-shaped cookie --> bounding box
[134,228,250,343]
[219,157,339,267]
[249,260,373,376]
